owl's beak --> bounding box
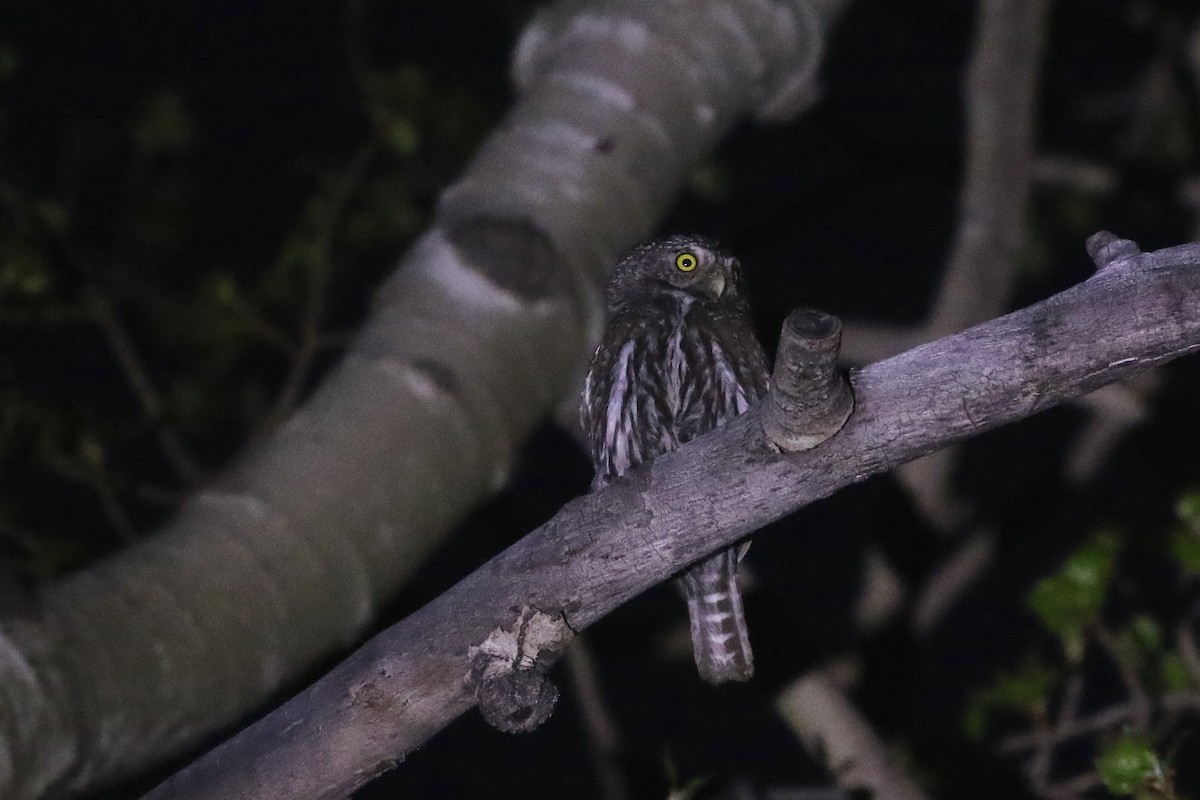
[708,257,736,298]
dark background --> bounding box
[1,0,1199,798]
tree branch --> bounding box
[146,234,1200,800]
[776,670,928,800]
[0,2,840,797]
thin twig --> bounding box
[267,140,381,424]
[1093,624,1152,729]
[84,285,206,485]
[1176,620,1200,686]
[1,178,207,487]
[1027,672,1084,792]
[999,689,1200,756]
[1037,770,1103,800]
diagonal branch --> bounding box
[146,234,1200,800]
[777,670,928,800]
[0,3,842,797]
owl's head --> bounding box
[606,234,748,310]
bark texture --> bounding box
[147,237,1200,800]
[0,1,837,798]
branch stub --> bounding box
[1086,230,1141,270]
[465,607,570,734]
[761,308,854,453]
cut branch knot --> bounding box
[761,309,854,452]
[466,606,571,733]
[1086,230,1141,270]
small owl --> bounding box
[581,234,769,684]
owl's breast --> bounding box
[582,296,765,484]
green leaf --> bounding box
[662,749,711,800]
[1028,531,1118,649]
[0,242,50,297]
[1129,615,1162,655]
[0,43,19,80]
[989,658,1058,709]
[385,118,421,156]
[78,434,105,469]
[963,657,1056,738]
[1096,732,1160,796]
[963,702,989,740]
[133,89,195,154]
[1177,491,1200,528]
[1171,526,1200,577]
[34,201,70,234]
[1158,652,1193,692]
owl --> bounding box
[581,234,770,684]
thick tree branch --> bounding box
[146,235,1200,800]
[0,2,841,797]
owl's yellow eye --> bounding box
[675,252,698,272]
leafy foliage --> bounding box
[1027,530,1119,662]
[0,44,497,573]
[963,492,1200,798]
[1095,732,1168,797]
[965,656,1059,739]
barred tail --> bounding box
[676,546,753,684]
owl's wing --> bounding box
[582,316,683,483]
[674,319,769,443]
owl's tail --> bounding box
[676,545,753,684]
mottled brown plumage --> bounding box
[581,234,768,684]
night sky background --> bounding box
[2,0,1200,798]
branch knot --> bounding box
[1086,230,1141,270]
[761,309,854,452]
[466,606,571,733]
